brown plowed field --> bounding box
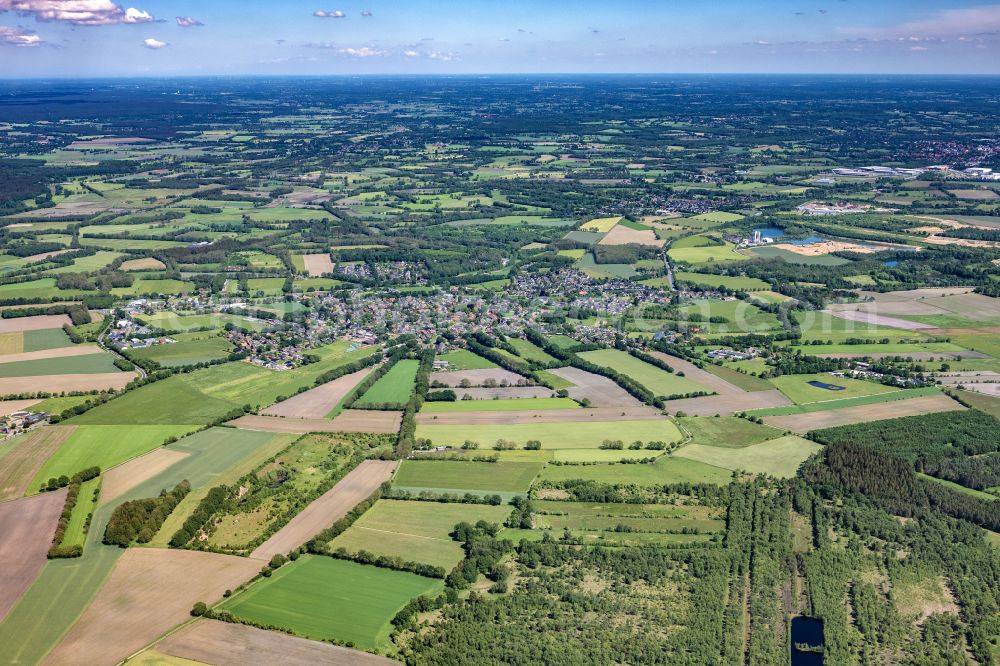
[0,398,41,416]
[429,368,526,387]
[301,253,334,276]
[100,448,190,505]
[826,310,934,330]
[597,224,664,247]
[41,549,260,666]
[0,372,135,394]
[229,411,402,434]
[454,386,555,400]
[0,343,103,365]
[0,488,67,622]
[546,367,645,407]
[416,406,665,425]
[763,394,965,434]
[647,351,745,395]
[662,390,792,417]
[262,367,373,418]
[120,257,166,271]
[250,459,397,561]
[0,426,76,501]
[157,619,402,666]
[0,315,72,333]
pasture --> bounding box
[679,416,784,448]
[673,435,821,478]
[220,556,443,650]
[763,393,964,433]
[674,272,769,291]
[416,418,682,449]
[328,499,511,569]
[127,336,235,367]
[538,455,733,486]
[768,373,899,404]
[421,397,578,412]
[533,499,725,535]
[506,338,558,364]
[0,352,121,378]
[577,349,707,396]
[393,459,543,494]
[355,359,419,406]
[435,349,497,370]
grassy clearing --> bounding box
[674,435,821,478]
[30,425,196,492]
[393,460,542,493]
[220,556,442,650]
[421,398,577,413]
[701,363,774,391]
[577,349,707,396]
[355,359,419,406]
[435,349,497,371]
[768,373,899,404]
[678,416,784,448]
[546,335,579,350]
[62,476,100,547]
[539,455,733,486]
[535,369,575,390]
[416,419,683,450]
[918,474,998,502]
[748,386,940,416]
[329,499,511,569]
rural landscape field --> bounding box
[1,1,1000,665]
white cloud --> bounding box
[0,1,154,25]
[338,45,387,57]
[313,9,345,18]
[428,50,458,61]
[175,16,203,27]
[361,10,372,17]
[143,37,166,49]
[848,5,1000,39]
[0,24,40,45]
[403,49,419,57]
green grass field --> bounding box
[393,460,543,494]
[539,454,733,486]
[435,349,497,370]
[421,398,576,413]
[701,363,774,391]
[546,334,579,350]
[0,352,122,378]
[416,419,682,450]
[675,271,769,291]
[797,311,928,343]
[748,386,941,416]
[355,359,419,406]
[29,424,197,491]
[673,435,821,478]
[768,373,899,405]
[61,476,100,547]
[577,349,707,396]
[220,556,443,650]
[135,312,265,333]
[127,337,234,367]
[668,240,746,264]
[533,499,724,534]
[22,328,74,352]
[679,416,784,448]
[535,369,575,390]
[506,338,558,364]
[329,499,511,569]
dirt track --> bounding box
[430,368,526,387]
[0,343,104,365]
[301,253,334,276]
[0,315,72,333]
[250,459,397,561]
[0,488,67,622]
[763,394,965,433]
[230,411,402,434]
[157,619,401,666]
[546,367,645,407]
[41,549,260,666]
[262,367,373,418]
[100,448,190,505]
[661,390,791,417]
[0,426,76,501]
[416,406,665,425]
[0,372,135,394]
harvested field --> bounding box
[661,390,791,416]
[826,309,935,330]
[416,406,664,425]
[120,257,167,271]
[547,367,645,407]
[41,549,260,666]
[0,488,67,622]
[261,367,373,418]
[100,448,190,504]
[0,372,135,394]
[762,394,965,433]
[452,386,555,400]
[230,411,402,434]
[597,223,664,247]
[828,300,945,316]
[0,398,40,416]
[250,459,397,561]
[301,253,334,276]
[429,367,526,387]
[156,619,401,666]
[0,343,103,365]
[772,240,878,256]
[0,426,76,501]
[647,351,746,396]
[0,315,72,333]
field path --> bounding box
[100,448,190,504]
[262,367,373,419]
[0,425,76,501]
[250,459,397,561]
[647,351,747,395]
[41,549,260,666]
[230,411,402,434]
[157,618,401,666]
[0,488,67,622]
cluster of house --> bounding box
[1,410,49,436]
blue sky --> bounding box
[2,0,1000,76]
